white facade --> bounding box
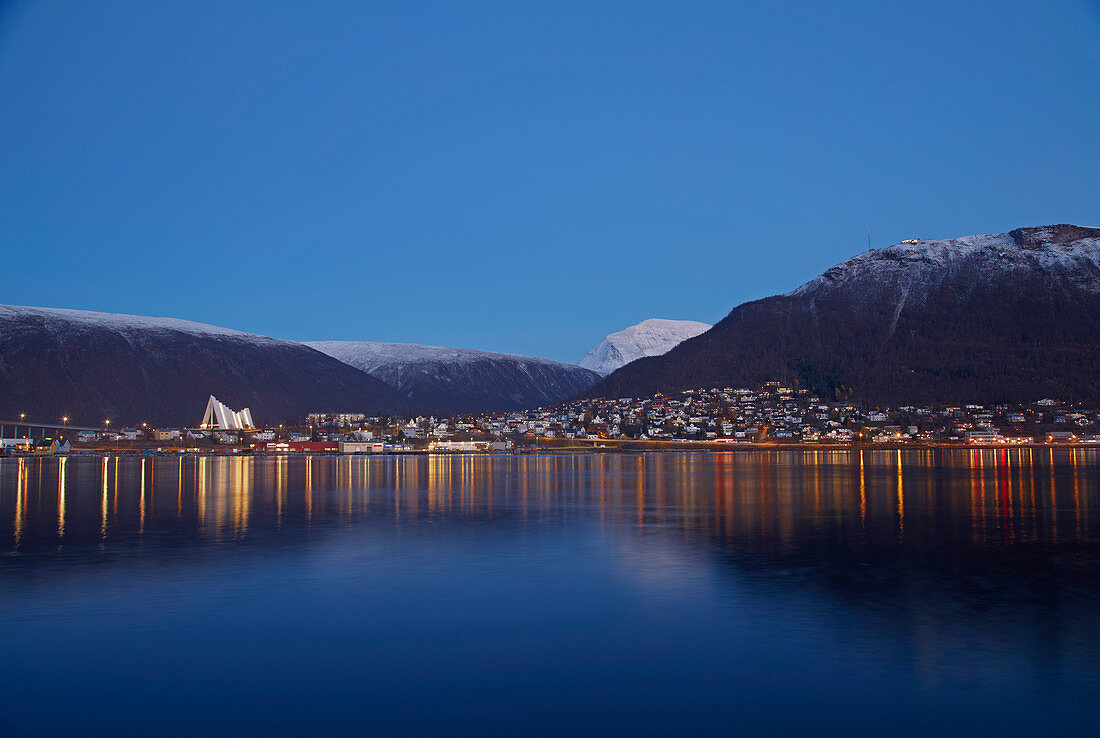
[199,395,255,430]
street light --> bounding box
[62,416,68,424]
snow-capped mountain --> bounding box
[307,341,601,413]
[789,224,1100,303]
[579,318,711,375]
[585,225,1100,404]
[0,305,412,425]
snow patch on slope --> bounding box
[579,318,711,376]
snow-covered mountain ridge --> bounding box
[790,225,1100,303]
[307,341,581,372]
[0,304,600,418]
[0,304,290,346]
[0,305,411,424]
[579,318,711,375]
[307,340,600,413]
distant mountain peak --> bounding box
[579,318,711,376]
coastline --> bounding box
[5,440,1099,458]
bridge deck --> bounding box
[0,420,100,435]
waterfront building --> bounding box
[199,395,255,430]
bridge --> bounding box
[0,419,100,439]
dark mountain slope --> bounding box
[584,225,1100,404]
[0,306,413,426]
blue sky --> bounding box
[2,0,1099,362]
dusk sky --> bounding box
[2,0,1099,362]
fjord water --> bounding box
[1,452,1097,737]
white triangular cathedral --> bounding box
[199,395,255,430]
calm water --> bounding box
[1,450,1098,737]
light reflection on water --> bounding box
[0,450,1098,737]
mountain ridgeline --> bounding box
[0,305,602,426]
[0,306,415,427]
[6,223,1098,426]
[584,225,1100,405]
[307,341,601,414]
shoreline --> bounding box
[4,440,1100,458]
